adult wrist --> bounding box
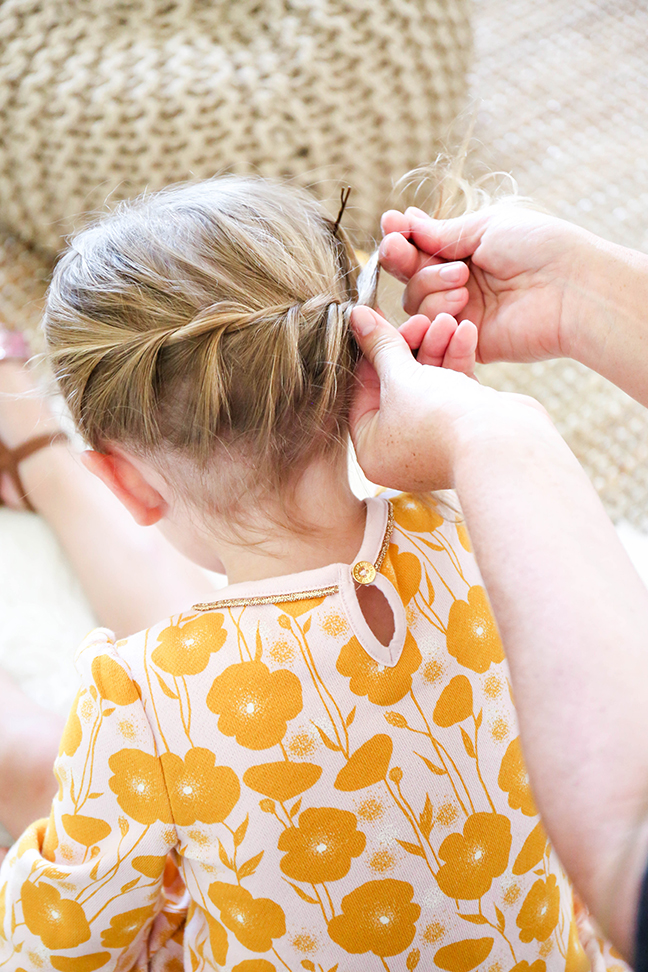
[452,399,560,460]
[562,229,648,403]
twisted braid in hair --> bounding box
[45,176,379,509]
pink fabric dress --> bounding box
[0,493,627,971]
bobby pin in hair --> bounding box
[332,186,352,236]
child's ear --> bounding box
[81,450,168,526]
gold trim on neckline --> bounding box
[192,500,394,612]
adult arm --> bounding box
[350,304,648,961]
[379,206,648,406]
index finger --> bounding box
[379,232,443,284]
[408,211,491,261]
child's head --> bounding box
[45,176,373,523]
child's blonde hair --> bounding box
[45,176,378,514]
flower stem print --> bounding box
[391,774,441,869]
[174,674,194,747]
[384,773,438,873]
[410,690,474,815]
[471,711,496,813]
[413,592,447,635]
[74,699,105,813]
[272,946,295,971]
[429,530,469,585]
[80,826,149,911]
[407,534,461,600]
[283,613,349,758]
[474,900,518,964]
[228,606,252,661]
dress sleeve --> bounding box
[0,628,183,971]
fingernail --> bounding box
[445,288,465,302]
[438,264,464,283]
[351,305,377,337]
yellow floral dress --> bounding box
[0,494,630,972]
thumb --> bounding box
[350,306,421,379]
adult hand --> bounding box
[379,206,593,366]
[349,305,549,492]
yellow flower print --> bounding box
[161,747,240,825]
[392,493,443,533]
[422,920,445,944]
[321,612,348,636]
[328,879,420,957]
[512,822,547,875]
[243,761,322,803]
[498,737,537,816]
[207,661,302,750]
[336,631,421,705]
[58,691,83,756]
[370,850,396,873]
[380,545,422,606]
[434,937,494,971]
[423,659,444,684]
[91,654,140,706]
[208,882,286,951]
[446,586,504,674]
[436,813,512,900]
[43,807,59,861]
[292,932,318,953]
[335,734,393,791]
[198,906,229,965]
[278,807,366,883]
[50,955,111,971]
[565,918,589,971]
[269,639,293,664]
[232,962,276,972]
[509,963,546,972]
[516,875,560,943]
[287,730,316,758]
[456,522,472,551]
[21,880,91,949]
[503,883,521,906]
[357,797,384,821]
[152,613,227,676]
[61,814,111,847]
[433,675,473,727]
[100,905,155,948]
[132,855,168,878]
[108,748,173,824]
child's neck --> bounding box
[216,459,367,585]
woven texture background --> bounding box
[469,0,648,529]
[2,0,648,529]
[0,0,469,253]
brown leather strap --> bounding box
[0,431,68,512]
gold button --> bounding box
[352,560,376,585]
